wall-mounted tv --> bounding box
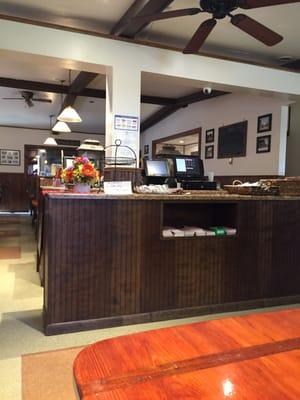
[218,121,247,158]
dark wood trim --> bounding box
[59,71,98,110]
[0,13,299,73]
[113,0,174,38]
[110,0,150,36]
[0,123,105,136]
[141,91,229,133]
[0,76,177,106]
[45,295,300,335]
[152,127,202,157]
[141,104,182,132]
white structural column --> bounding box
[105,65,141,166]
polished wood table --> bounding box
[74,309,300,399]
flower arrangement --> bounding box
[62,156,97,185]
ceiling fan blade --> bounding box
[32,98,52,103]
[231,14,283,46]
[132,8,201,24]
[183,19,217,54]
[2,98,24,100]
[238,0,300,9]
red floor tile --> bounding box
[0,247,21,259]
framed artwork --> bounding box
[256,135,271,153]
[205,129,214,143]
[144,144,149,155]
[0,149,21,166]
[205,145,214,159]
[257,113,272,133]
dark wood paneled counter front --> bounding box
[42,192,300,335]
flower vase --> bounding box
[74,183,91,193]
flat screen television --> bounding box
[173,155,204,180]
[218,121,247,158]
[145,159,170,177]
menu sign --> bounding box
[114,115,139,131]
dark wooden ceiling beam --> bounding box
[141,104,182,132]
[112,0,174,38]
[0,76,176,105]
[61,71,98,109]
[111,0,149,36]
[141,90,230,132]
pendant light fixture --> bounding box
[52,120,71,133]
[44,115,58,146]
[52,81,72,132]
[57,70,82,123]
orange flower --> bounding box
[82,163,96,178]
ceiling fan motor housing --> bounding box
[200,0,238,19]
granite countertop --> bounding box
[45,190,300,201]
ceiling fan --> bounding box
[132,0,300,54]
[2,91,52,108]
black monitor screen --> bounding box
[174,156,203,178]
[145,160,170,177]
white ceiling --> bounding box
[0,0,299,66]
[0,0,299,134]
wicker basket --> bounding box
[224,185,279,196]
[260,177,300,196]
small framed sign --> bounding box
[205,129,214,143]
[205,145,214,159]
[257,113,272,133]
[0,149,20,166]
[256,135,271,153]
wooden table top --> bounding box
[73,309,300,399]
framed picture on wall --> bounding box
[257,113,272,133]
[0,149,20,166]
[144,144,149,155]
[205,145,214,159]
[205,129,214,143]
[256,135,271,153]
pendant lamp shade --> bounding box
[44,137,58,146]
[52,120,71,133]
[57,106,82,123]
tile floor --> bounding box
[0,214,298,400]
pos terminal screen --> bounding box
[145,160,170,177]
[175,157,201,176]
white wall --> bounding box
[141,93,290,176]
[0,126,104,173]
[285,102,300,176]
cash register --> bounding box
[173,155,217,190]
[144,156,217,190]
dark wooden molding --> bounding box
[58,71,98,115]
[141,104,183,132]
[0,76,176,106]
[0,123,105,136]
[151,127,202,157]
[110,0,149,36]
[0,13,299,74]
[113,0,174,38]
[141,90,230,132]
[176,90,229,107]
[282,59,300,71]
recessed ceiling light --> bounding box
[179,140,184,144]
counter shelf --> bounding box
[161,201,238,239]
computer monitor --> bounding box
[145,159,170,177]
[173,155,204,180]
